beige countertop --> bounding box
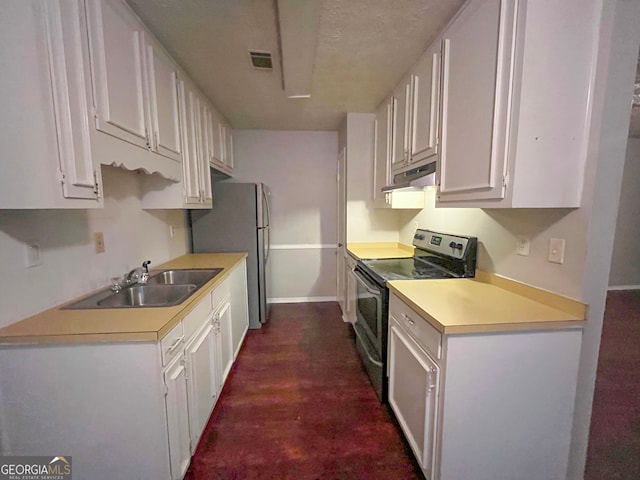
[388,273,587,334]
[0,253,247,345]
[347,242,414,260]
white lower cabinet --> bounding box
[164,352,192,480]
[184,316,217,454]
[0,260,249,480]
[388,321,439,477]
[229,258,249,358]
[388,292,583,480]
[216,300,234,384]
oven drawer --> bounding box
[389,293,442,359]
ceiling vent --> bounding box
[249,51,273,70]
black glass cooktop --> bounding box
[360,257,455,282]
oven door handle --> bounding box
[353,323,383,368]
[354,268,382,297]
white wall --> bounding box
[232,130,338,301]
[0,166,188,328]
[609,137,640,287]
[399,194,586,299]
[340,113,402,243]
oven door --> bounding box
[353,265,384,358]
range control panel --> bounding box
[413,229,475,259]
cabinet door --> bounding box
[185,322,216,452]
[145,40,181,162]
[86,0,149,150]
[164,354,191,480]
[198,102,212,204]
[217,301,234,384]
[44,0,100,201]
[224,127,234,171]
[178,79,203,204]
[410,46,440,164]
[438,0,516,201]
[218,123,227,167]
[229,260,249,359]
[391,81,411,173]
[389,323,439,479]
[209,112,224,167]
[373,98,392,208]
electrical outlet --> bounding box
[548,238,565,264]
[169,225,176,238]
[516,236,530,256]
[25,243,41,267]
[94,232,105,253]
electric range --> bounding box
[352,229,478,402]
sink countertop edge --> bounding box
[0,253,248,345]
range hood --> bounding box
[382,161,436,191]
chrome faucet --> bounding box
[125,260,151,285]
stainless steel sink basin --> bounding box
[147,268,222,287]
[62,268,222,310]
[96,284,197,308]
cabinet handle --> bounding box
[166,336,184,355]
[154,130,159,151]
[401,313,415,326]
[426,368,437,394]
[145,128,151,149]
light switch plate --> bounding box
[516,236,530,256]
[25,243,41,267]
[548,238,565,264]
[94,232,105,253]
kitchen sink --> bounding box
[147,268,222,287]
[96,284,197,308]
[62,268,222,310]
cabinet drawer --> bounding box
[182,295,213,341]
[211,280,230,310]
[160,322,184,366]
[390,293,442,359]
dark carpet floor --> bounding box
[585,290,640,480]
[185,302,421,480]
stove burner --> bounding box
[360,257,455,282]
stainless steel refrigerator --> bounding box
[189,182,271,328]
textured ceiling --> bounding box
[126,0,465,131]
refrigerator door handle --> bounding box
[262,186,271,228]
[264,226,270,263]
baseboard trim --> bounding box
[608,285,640,291]
[269,296,338,304]
[269,244,338,250]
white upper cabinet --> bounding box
[437,0,599,207]
[212,122,234,176]
[86,0,149,149]
[391,80,410,173]
[373,98,425,210]
[224,127,234,172]
[0,0,102,208]
[437,0,513,203]
[87,0,184,166]
[391,44,441,178]
[179,78,211,208]
[410,45,440,166]
[146,39,182,162]
[207,111,233,176]
[373,98,393,207]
